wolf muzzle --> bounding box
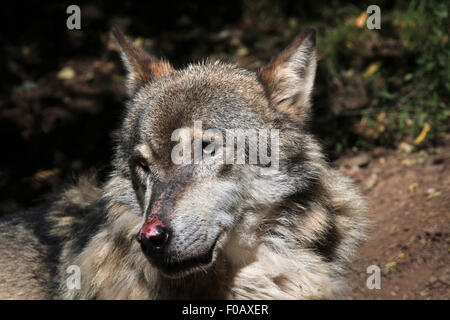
[136,192,169,254]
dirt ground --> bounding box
[338,138,450,300]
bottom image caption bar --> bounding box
[182,304,269,317]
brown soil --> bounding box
[338,139,450,300]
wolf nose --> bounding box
[137,225,169,253]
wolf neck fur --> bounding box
[59,169,345,299]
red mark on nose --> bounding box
[150,192,165,217]
[137,192,166,242]
[138,216,165,239]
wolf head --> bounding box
[110,27,322,278]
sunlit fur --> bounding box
[0,28,369,299]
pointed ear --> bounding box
[112,26,174,95]
[259,28,317,123]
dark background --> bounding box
[0,0,448,212]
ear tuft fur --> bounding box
[259,28,317,123]
[111,26,173,95]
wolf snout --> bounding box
[136,219,169,253]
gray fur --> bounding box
[0,28,369,299]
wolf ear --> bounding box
[259,28,317,123]
[112,27,174,95]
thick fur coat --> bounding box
[0,28,369,299]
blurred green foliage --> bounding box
[238,0,449,155]
[314,1,449,154]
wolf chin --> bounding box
[0,27,369,299]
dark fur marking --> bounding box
[309,219,341,263]
[218,164,233,177]
[52,198,107,257]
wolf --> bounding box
[0,27,369,299]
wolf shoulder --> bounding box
[0,178,104,299]
[0,206,57,299]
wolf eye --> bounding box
[136,158,150,173]
[202,141,215,157]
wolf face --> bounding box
[0,26,368,300]
[111,28,323,278]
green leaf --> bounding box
[404,73,413,81]
[379,90,397,100]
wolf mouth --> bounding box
[159,245,215,277]
[151,233,223,278]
